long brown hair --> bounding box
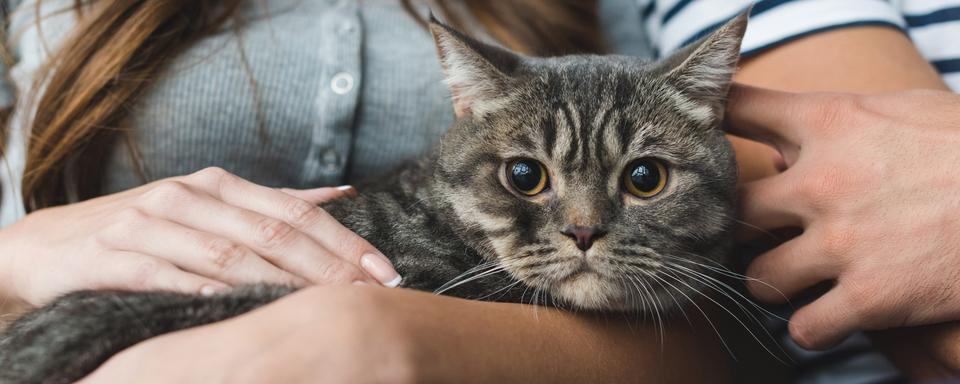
[16,0,603,211]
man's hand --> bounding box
[727,84,960,350]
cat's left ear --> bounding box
[429,15,522,119]
[658,10,749,123]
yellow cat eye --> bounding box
[623,158,668,198]
[507,158,548,196]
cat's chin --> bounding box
[551,272,631,311]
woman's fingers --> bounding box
[98,213,306,287]
[187,170,401,287]
[745,231,843,303]
[281,186,358,204]
[137,180,379,286]
[91,251,228,296]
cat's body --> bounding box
[0,14,750,384]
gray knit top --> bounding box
[0,0,649,225]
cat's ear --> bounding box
[657,10,748,122]
[429,15,521,119]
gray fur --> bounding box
[0,13,747,383]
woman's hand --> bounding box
[80,287,418,384]
[726,85,960,350]
[0,167,401,306]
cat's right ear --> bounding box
[429,15,521,119]
[656,10,749,124]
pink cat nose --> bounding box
[561,225,606,251]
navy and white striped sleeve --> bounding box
[638,0,906,58]
[900,1,960,89]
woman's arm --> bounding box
[736,26,947,92]
[83,286,732,384]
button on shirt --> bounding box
[0,0,649,225]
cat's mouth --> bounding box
[549,271,629,310]
[556,260,596,281]
[541,257,633,310]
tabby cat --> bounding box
[0,13,747,383]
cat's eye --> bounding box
[623,158,668,198]
[507,158,548,196]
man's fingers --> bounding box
[281,186,357,205]
[745,233,842,303]
[789,287,860,350]
[725,84,805,153]
[737,172,805,239]
[94,251,229,296]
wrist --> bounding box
[0,227,17,299]
[0,227,28,314]
[353,287,464,383]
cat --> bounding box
[0,12,747,384]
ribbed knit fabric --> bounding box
[0,0,648,226]
[103,0,455,194]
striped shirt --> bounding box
[639,0,960,91]
[638,1,960,383]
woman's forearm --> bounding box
[380,289,731,383]
[735,26,947,93]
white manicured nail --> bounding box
[200,285,223,297]
[383,275,403,288]
[360,253,402,288]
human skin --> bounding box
[729,85,960,341]
[0,167,403,308]
[82,286,731,384]
[731,26,960,378]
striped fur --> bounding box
[428,12,746,310]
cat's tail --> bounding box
[0,284,294,384]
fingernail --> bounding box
[360,253,402,288]
[336,185,358,197]
[200,284,228,297]
[353,280,369,286]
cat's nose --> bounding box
[561,225,606,251]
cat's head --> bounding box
[429,13,745,311]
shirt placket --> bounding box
[301,0,362,186]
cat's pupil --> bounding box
[510,160,542,192]
[630,161,660,192]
